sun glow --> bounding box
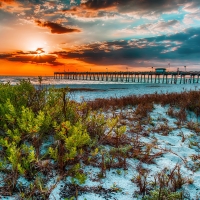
[28,39,49,53]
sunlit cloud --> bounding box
[0,50,58,65]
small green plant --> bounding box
[0,140,36,193]
[111,182,122,192]
[49,120,90,174]
[116,169,122,175]
[143,188,183,200]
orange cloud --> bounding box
[8,54,57,63]
[0,0,15,4]
[0,51,58,64]
[0,0,26,12]
[62,4,117,19]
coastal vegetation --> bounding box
[0,80,200,199]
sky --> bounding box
[0,0,200,75]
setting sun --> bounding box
[28,40,48,53]
[36,48,45,54]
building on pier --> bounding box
[155,68,166,73]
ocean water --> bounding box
[0,76,199,102]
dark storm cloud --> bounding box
[153,28,199,43]
[59,41,163,64]
[35,20,81,34]
[81,0,117,10]
[81,0,190,14]
[59,0,200,20]
[1,0,199,18]
[55,27,200,65]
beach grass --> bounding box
[0,80,200,199]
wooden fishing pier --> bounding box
[54,71,200,84]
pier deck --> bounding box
[54,71,200,84]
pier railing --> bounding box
[54,71,200,84]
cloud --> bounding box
[115,20,183,39]
[55,40,161,66]
[1,0,200,21]
[54,27,200,66]
[0,0,26,12]
[183,1,200,13]
[0,0,15,4]
[78,0,188,16]
[8,54,57,63]
[81,0,117,11]
[0,51,59,64]
[0,53,12,59]
[56,0,197,22]
[60,2,121,22]
[35,20,81,34]
[183,11,200,25]
[0,0,12,3]
[68,0,189,18]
